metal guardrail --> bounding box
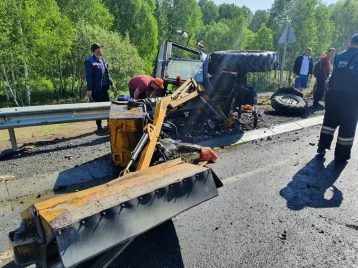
[0,102,111,150]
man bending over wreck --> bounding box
[128,75,164,99]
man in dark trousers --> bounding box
[313,48,336,107]
[293,48,314,92]
[85,43,117,132]
[317,34,358,162]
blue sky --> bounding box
[212,0,339,12]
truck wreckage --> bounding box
[154,41,279,135]
[9,42,280,267]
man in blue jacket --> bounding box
[293,48,314,92]
[85,43,117,132]
[317,34,358,162]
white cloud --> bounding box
[212,0,338,12]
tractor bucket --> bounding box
[9,158,222,267]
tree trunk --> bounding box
[2,64,20,106]
[288,71,292,86]
[24,62,31,105]
[58,59,64,97]
[10,53,18,100]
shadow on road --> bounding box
[280,157,347,210]
[2,261,18,268]
[3,221,184,268]
[0,134,110,161]
[52,154,120,194]
[198,132,244,148]
[110,220,184,268]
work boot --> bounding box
[313,102,324,109]
[97,126,106,133]
[334,157,348,163]
[316,147,326,157]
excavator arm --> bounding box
[136,78,206,170]
[8,78,222,268]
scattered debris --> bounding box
[267,136,273,141]
[65,155,73,160]
[23,145,35,152]
[346,224,358,231]
[279,231,287,240]
[0,175,15,182]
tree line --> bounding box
[0,0,357,107]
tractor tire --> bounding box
[271,93,306,115]
[271,87,303,98]
[209,50,279,73]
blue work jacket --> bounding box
[85,55,113,91]
[329,47,358,91]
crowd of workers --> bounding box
[84,33,358,163]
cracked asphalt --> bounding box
[1,124,358,268]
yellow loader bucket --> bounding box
[9,158,222,267]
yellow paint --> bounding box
[39,209,66,223]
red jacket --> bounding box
[318,54,332,80]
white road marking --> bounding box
[223,159,292,185]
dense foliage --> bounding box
[0,0,356,106]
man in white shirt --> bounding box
[293,48,314,92]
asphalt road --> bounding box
[2,125,358,268]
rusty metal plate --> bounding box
[55,169,218,267]
[109,104,147,119]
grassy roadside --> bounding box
[0,121,97,151]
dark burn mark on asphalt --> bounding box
[279,231,287,240]
[346,224,358,231]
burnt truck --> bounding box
[153,41,280,133]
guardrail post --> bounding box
[8,128,18,150]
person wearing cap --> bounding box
[128,75,164,99]
[317,34,358,162]
[85,43,117,132]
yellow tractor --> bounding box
[9,79,222,267]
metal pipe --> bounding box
[122,133,149,174]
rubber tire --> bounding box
[209,50,279,73]
[271,87,303,98]
[271,93,306,115]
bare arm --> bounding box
[134,88,140,99]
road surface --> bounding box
[1,124,358,268]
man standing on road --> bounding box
[313,48,336,108]
[85,43,117,133]
[128,75,164,99]
[293,48,314,92]
[317,34,358,162]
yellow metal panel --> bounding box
[108,107,145,167]
[36,161,209,230]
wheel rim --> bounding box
[279,95,299,105]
